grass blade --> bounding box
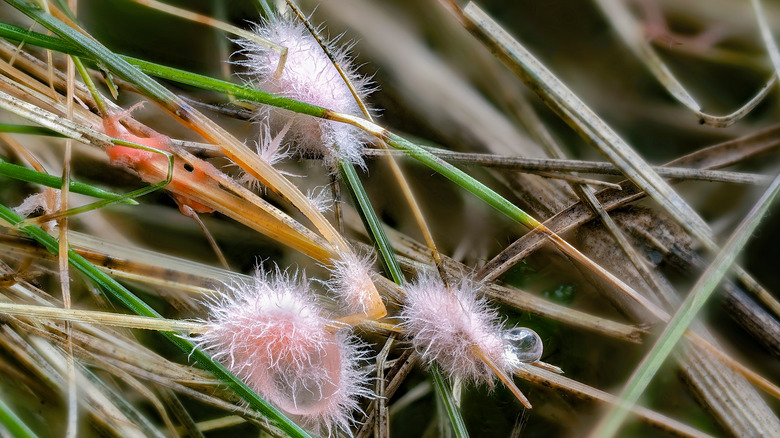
[0,396,38,438]
[0,123,65,136]
[0,302,204,333]
[0,157,136,204]
[431,364,470,438]
[339,159,404,284]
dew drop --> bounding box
[502,327,543,368]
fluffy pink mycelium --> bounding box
[197,268,372,436]
[235,17,374,168]
[323,251,377,314]
[400,274,508,385]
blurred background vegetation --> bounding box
[1,0,779,437]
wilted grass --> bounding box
[0,0,779,437]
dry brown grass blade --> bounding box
[181,416,246,435]
[722,282,780,356]
[503,73,675,328]
[0,302,204,333]
[0,230,227,295]
[525,171,622,190]
[71,344,182,438]
[477,122,780,322]
[484,282,645,344]
[471,344,532,408]
[679,339,780,436]
[22,318,286,436]
[687,331,780,400]
[374,335,394,437]
[157,389,203,438]
[362,149,769,185]
[63,330,240,428]
[356,350,419,438]
[0,40,96,112]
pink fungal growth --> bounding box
[323,251,377,314]
[400,273,508,385]
[101,109,217,214]
[197,268,372,436]
[234,16,374,168]
[102,110,166,171]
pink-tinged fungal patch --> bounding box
[197,268,372,436]
[401,273,508,385]
[235,16,374,168]
[101,110,216,214]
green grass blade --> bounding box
[339,159,404,284]
[72,55,108,116]
[0,202,311,438]
[0,157,136,204]
[0,22,325,119]
[590,171,780,438]
[45,139,174,220]
[0,22,70,50]
[126,56,327,118]
[431,364,470,438]
[384,133,538,228]
[256,0,277,22]
[0,396,38,438]
[0,123,65,137]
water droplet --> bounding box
[502,327,543,368]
